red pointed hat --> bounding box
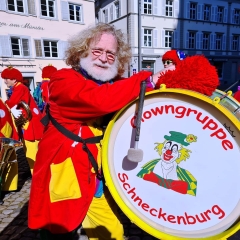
[1,66,23,82]
[42,64,57,79]
[162,50,186,65]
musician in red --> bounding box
[33,64,57,112]
[234,86,240,102]
[1,66,44,174]
[28,23,161,240]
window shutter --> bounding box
[222,34,226,50]
[210,33,215,50]
[22,37,31,57]
[230,35,233,51]
[61,1,69,21]
[133,0,138,13]
[110,5,113,21]
[231,9,235,24]
[141,28,144,47]
[161,30,165,48]
[186,2,190,19]
[153,0,158,15]
[174,0,179,18]
[211,6,217,22]
[197,4,203,20]
[161,1,165,16]
[238,37,240,51]
[58,41,68,59]
[174,30,179,48]
[153,29,158,48]
[185,32,189,49]
[0,0,7,11]
[27,0,36,15]
[196,32,202,49]
[23,0,28,14]
[223,7,228,23]
[119,0,121,17]
[0,35,11,57]
[34,39,43,57]
[141,0,144,14]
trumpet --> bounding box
[14,101,32,128]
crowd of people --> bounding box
[0,22,239,240]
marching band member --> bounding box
[1,66,44,174]
[155,51,219,96]
[33,64,57,112]
[234,86,240,102]
[28,23,160,240]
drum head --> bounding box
[102,88,240,239]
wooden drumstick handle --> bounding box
[127,80,147,162]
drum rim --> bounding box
[102,88,240,240]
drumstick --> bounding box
[127,80,147,162]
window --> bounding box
[165,0,173,17]
[215,34,222,50]
[142,61,154,73]
[231,35,239,51]
[34,39,68,59]
[144,0,152,15]
[43,40,58,57]
[203,33,210,50]
[69,3,82,22]
[190,2,197,20]
[165,30,173,48]
[11,37,30,57]
[114,1,120,19]
[233,9,240,24]
[217,6,224,23]
[7,0,24,13]
[203,4,211,21]
[143,29,152,47]
[188,32,196,49]
[41,0,55,18]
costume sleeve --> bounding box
[5,85,29,108]
[49,69,152,120]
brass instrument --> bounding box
[14,101,32,128]
[0,138,23,204]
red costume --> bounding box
[28,69,151,233]
[41,64,57,103]
[156,53,219,96]
[5,82,44,141]
[234,87,240,102]
[0,98,18,139]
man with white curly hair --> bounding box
[28,23,160,240]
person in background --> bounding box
[28,23,160,240]
[33,64,57,112]
[233,86,240,102]
[1,66,44,174]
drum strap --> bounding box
[41,104,103,179]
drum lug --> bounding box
[212,97,220,105]
[159,84,167,90]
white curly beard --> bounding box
[80,55,119,82]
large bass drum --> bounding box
[102,85,240,240]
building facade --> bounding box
[0,0,95,101]
[95,0,240,91]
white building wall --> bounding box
[0,0,95,101]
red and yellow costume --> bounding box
[1,67,44,173]
[0,98,17,139]
[0,98,19,191]
[234,88,240,102]
[28,68,151,234]
[41,64,57,103]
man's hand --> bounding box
[11,105,22,118]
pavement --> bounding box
[0,150,239,240]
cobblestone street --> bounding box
[0,152,239,240]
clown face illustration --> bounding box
[161,141,180,164]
